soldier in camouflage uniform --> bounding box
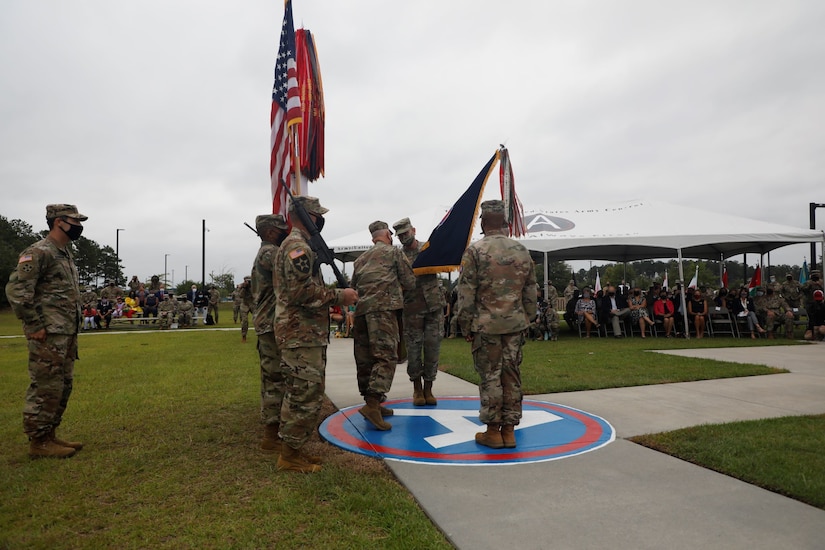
[781,273,803,309]
[231,284,243,323]
[207,285,221,324]
[81,286,98,309]
[455,200,537,449]
[757,287,795,339]
[351,221,416,430]
[238,277,254,342]
[251,214,289,453]
[545,279,559,309]
[801,270,823,310]
[5,204,88,459]
[158,294,176,329]
[274,196,358,473]
[177,295,194,327]
[100,281,123,302]
[393,217,447,406]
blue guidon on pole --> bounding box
[320,397,615,466]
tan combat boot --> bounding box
[359,396,392,430]
[475,423,504,449]
[260,424,281,454]
[29,435,76,459]
[379,404,394,417]
[500,424,516,448]
[412,378,426,406]
[49,427,83,451]
[423,380,437,405]
[277,445,322,473]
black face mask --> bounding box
[312,215,325,233]
[60,220,84,241]
[607,292,615,297]
[812,275,820,282]
[634,291,641,296]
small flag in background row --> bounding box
[748,264,762,296]
[270,0,302,217]
[800,259,809,284]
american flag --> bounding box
[270,0,302,216]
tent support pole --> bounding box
[677,248,689,340]
[543,252,549,302]
[719,254,724,288]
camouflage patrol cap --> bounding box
[811,269,822,276]
[46,204,88,221]
[479,200,505,218]
[255,214,288,233]
[393,217,413,234]
[289,195,329,216]
[369,220,392,235]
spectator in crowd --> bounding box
[574,287,599,337]
[329,305,345,335]
[653,290,676,337]
[731,288,765,339]
[563,279,578,304]
[687,288,709,338]
[158,294,175,330]
[143,291,159,323]
[128,275,140,294]
[757,286,794,339]
[803,289,825,341]
[231,284,243,324]
[628,287,655,338]
[81,286,98,309]
[177,295,194,327]
[344,304,356,338]
[98,297,113,329]
[781,273,803,309]
[82,305,97,330]
[600,285,631,338]
[187,284,206,325]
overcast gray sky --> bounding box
[2,0,823,285]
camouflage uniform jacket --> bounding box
[546,285,559,307]
[274,228,345,349]
[801,279,823,308]
[208,288,220,306]
[757,293,791,314]
[5,236,81,335]
[455,233,537,335]
[351,241,415,316]
[401,241,446,314]
[252,241,279,335]
[780,280,802,308]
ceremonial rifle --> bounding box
[279,179,349,288]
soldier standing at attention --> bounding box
[274,196,358,473]
[393,217,446,406]
[207,285,221,324]
[231,284,243,323]
[455,200,537,449]
[238,277,254,342]
[5,204,88,459]
[251,214,289,453]
[351,221,416,430]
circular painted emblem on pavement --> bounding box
[319,397,614,466]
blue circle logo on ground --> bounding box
[320,397,615,466]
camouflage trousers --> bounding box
[158,310,173,329]
[240,306,251,337]
[353,310,400,399]
[764,310,794,333]
[471,331,525,426]
[24,333,78,439]
[233,303,240,323]
[404,308,443,382]
[279,346,326,449]
[258,331,286,427]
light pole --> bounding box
[164,254,171,291]
[810,203,825,273]
[116,228,125,286]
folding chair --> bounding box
[707,306,737,337]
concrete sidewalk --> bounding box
[324,340,825,550]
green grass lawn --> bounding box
[439,330,791,394]
[1,308,820,547]
[0,324,451,549]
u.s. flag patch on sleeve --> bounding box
[18,254,32,263]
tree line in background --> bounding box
[1,215,240,308]
[2,213,810,308]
